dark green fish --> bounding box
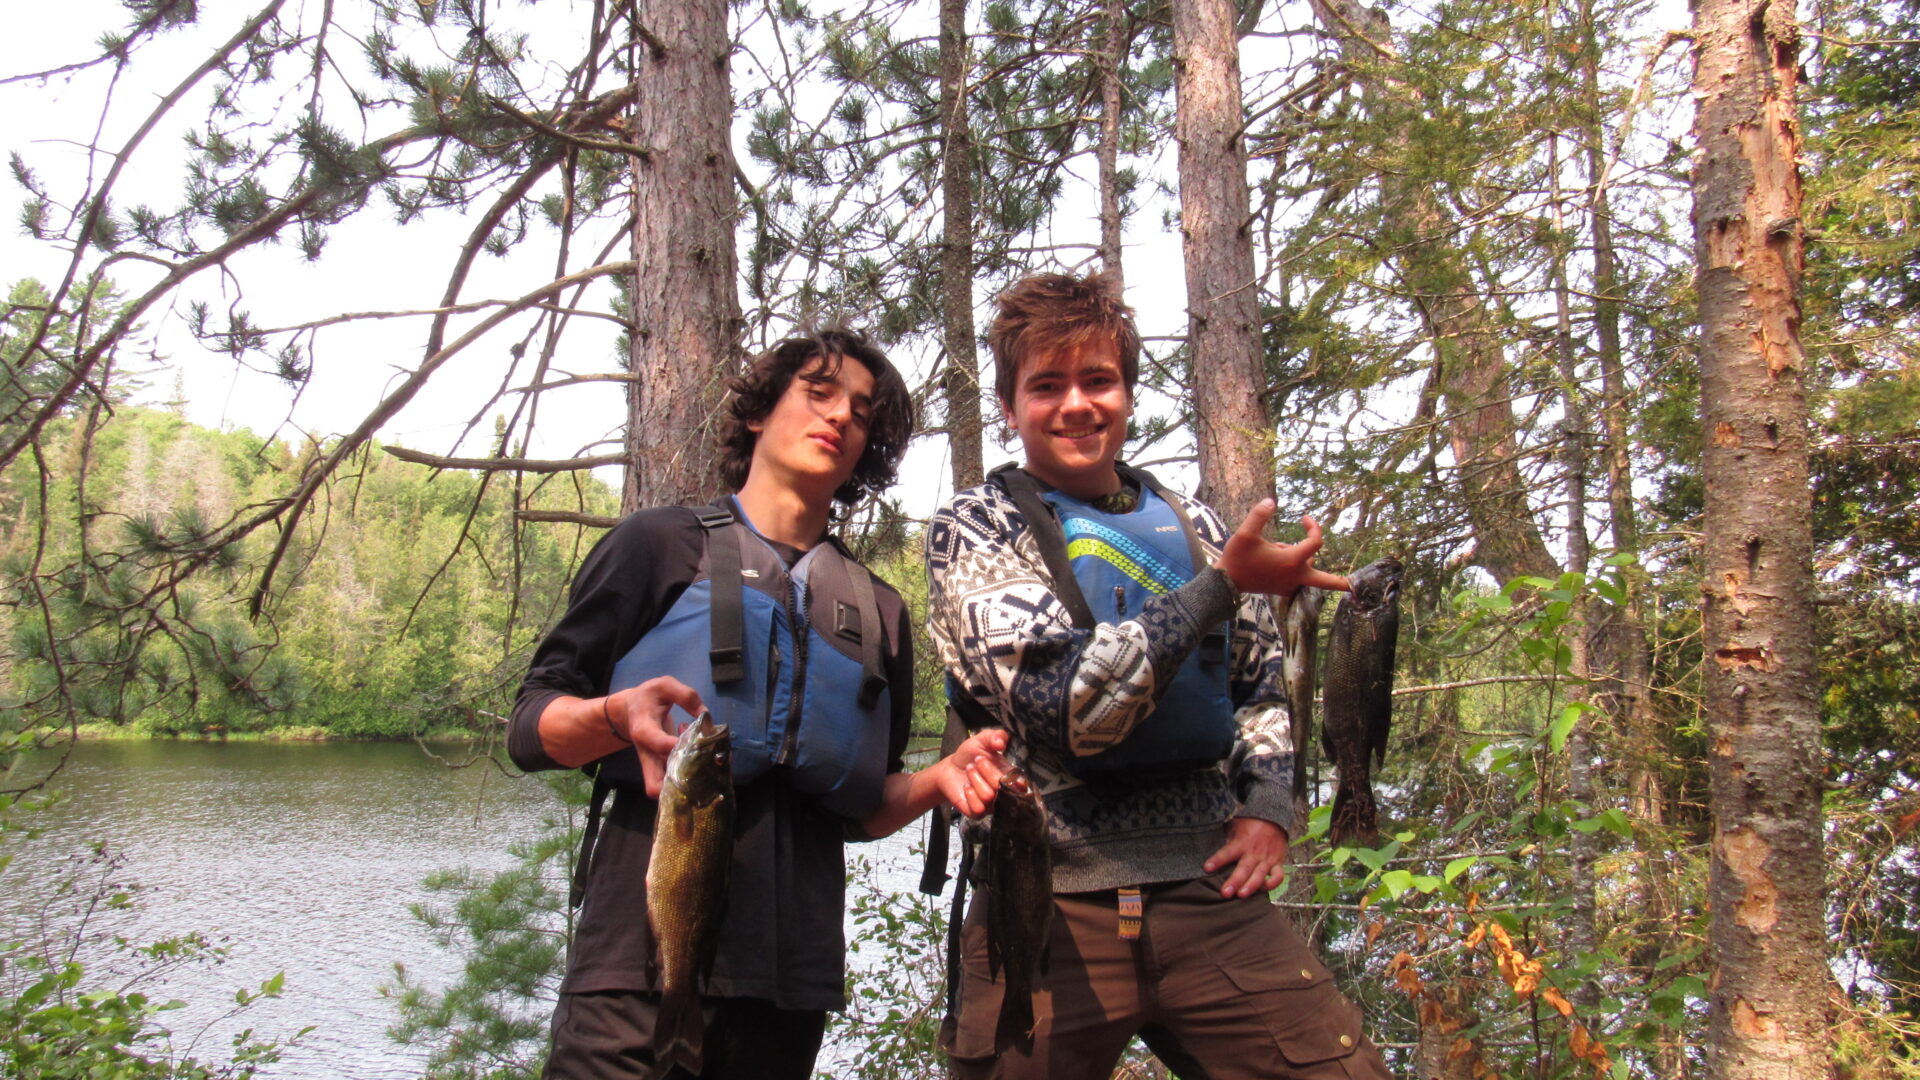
[986,767,1052,1054]
[646,711,734,1076]
[1321,558,1402,848]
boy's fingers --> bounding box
[1233,499,1278,542]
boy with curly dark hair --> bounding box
[514,329,1008,1079]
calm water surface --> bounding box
[2,739,934,1078]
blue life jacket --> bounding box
[595,498,893,820]
[994,464,1235,779]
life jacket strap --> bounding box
[990,463,1097,630]
[697,502,747,684]
[841,557,889,710]
[569,767,614,910]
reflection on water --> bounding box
[1,739,939,1079]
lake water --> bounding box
[0,739,942,1078]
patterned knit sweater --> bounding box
[925,475,1296,894]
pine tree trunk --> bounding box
[1690,3,1829,1078]
[1097,0,1127,284]
[624,0,740,513]
[940,0,983,492]
[1305,0,1560,587]
[1172,0,1273,523]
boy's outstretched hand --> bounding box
[1215,500,1350,597]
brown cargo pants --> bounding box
[944,874,1394,1080]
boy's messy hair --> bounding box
[986,270,1140,406]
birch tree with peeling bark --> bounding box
[1690,2,1830,1076]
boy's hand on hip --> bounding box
[1203,817,1290,898]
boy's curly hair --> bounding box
[717,329,913,507]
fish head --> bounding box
[999,768,1034,799]
[1349,557,1405,616]
[665,710,733,804]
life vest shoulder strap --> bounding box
[988,461,1212,632]
[695,501,747,684]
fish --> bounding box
[985,767,1053,1054]
[1280,585,1327,816]
[1320,558,1403,848]
[646,710,734,1077]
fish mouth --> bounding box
[999,771,1033,796]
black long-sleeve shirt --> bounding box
[510,505,913,1009]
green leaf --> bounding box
[1550,702,1589,752]
[1443,856,1478,883]
[1380,869,1414,898]
[1352,846,1391,872]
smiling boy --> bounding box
[926,273,1392,1079]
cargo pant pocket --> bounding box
[1194,899,1366,1070]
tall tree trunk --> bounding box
[940,0,983,492]
[1690,4,1828,1078]
[1172,0,1272,522]
[624,0,740,512]
[1306,0,1560,586]
[1549,127,1601,1010]
[1579,5,1681,1070]
[1097,0,1127,284]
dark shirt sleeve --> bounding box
[508,507,706,772]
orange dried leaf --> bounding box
[1569,1023,1591,1058]
[1541,986,1574,1017]
[1366,919,1385,946]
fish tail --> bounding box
[652,991,705,1077]
[1329,778,1379,848]
[994,979,1037,1054]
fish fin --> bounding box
[652,992,706,1077]
[1330,778,1379,848]
[994,982,1037,1054]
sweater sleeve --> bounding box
[508,507,706,772]
[925,487,1239,761]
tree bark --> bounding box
[1173,0,1273,523]
[940,0,983,492]
[624,0,740,512]
[1690,3,1828,1079]
[1097,0,1127,285]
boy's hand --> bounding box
[606,676,704,797]
[939,729,1012,819]
[1216,501,1350,597]
[1203,817,1291,898]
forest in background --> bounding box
[1,0,1915,1077]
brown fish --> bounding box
[986,768,1052,1053]
[646,711,734,1076]
[1321,558,1402,847]
[1280,585,1327,814]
